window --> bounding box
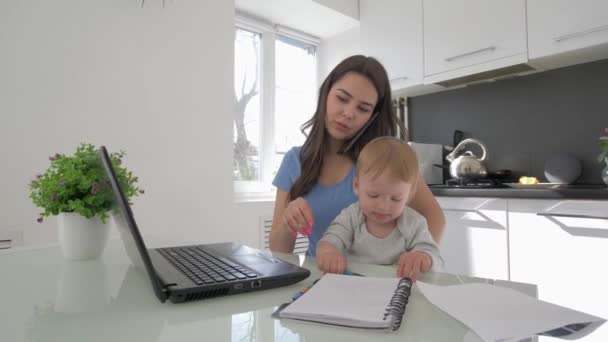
[273,36,317,170]
[233,17,318,199]
[233,28,262,183]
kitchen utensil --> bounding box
[544,154,582,184]
[453,130,464,147]
[445,138,488,179]
[444,130,464,153]
[488,169,514,181]
[503,183,562,189]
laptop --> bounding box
[98,146,310,303]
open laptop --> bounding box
[98,146,310,303]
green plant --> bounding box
[599,128,608,163]
[29,143,144,223]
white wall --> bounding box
[0,0,236,247]
[317,27,362,80]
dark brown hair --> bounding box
[288,55,407,200]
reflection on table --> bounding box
[0,239,537,342]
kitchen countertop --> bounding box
[429,185,608,200]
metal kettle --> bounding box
[445,138,488,179]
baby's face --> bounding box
[354,170,413,227]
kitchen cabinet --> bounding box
[527,0,608,61]
[0,229,23,250]
[509,199,608,342]
[436,197,509,280]
[360,0,423,90]
[422,0,527,84]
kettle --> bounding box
[445,138,488,179]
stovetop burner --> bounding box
[444,178,504,188]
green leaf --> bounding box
[28,142,144,222]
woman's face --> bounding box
[325,72,378,142]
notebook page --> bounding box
[280,274,401,326]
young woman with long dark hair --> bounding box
[270,55,445,256]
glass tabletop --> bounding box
[0,239,537,342]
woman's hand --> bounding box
[397,251,432,281]
[317,242,347,274]
[282,197,314,237]
[408,175,445,243]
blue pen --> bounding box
[292,285,312,301]
[292,291,303,301]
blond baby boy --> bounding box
[316,137,443,280]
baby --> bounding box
[316,136,443,280]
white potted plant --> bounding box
[599,128,608,186]
[29,143,144,260]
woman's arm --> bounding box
[409,175,445,243]
[269,189,296,253]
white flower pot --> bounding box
[58,212,111,260]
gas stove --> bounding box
[430,178,506,189]
[430,179,607,189]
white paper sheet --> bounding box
[417,282,606,342]
[279,274,403,328]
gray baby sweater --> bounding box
[320,202,443,271]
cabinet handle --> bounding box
[537,212,608,220]
[445,209,506,230]
[537,213,608,239]
[554,24,608,42]
[0,239,11,250]
[390,76,408,82]
[445,46,496,62]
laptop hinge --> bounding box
[156,273,176,301]
[157,282,175,302]
[162,283,177,291]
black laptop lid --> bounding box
[99,146,168,302]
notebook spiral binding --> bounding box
[382,277,413,331]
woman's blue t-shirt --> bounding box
[272,146,358,256]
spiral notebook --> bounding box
[276,273,412,331]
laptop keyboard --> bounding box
[158,246,259,285]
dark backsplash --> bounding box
[409,58,608,184]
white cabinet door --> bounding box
[423,0,527,82]
[528,0,608,59]
[509,199,608,342]
[437,197,509,280]
[0,229,23,250]
[360,0,423,90]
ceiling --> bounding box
[234,0,360,40]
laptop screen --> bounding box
[98,146,167,301]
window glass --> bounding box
[272,35,317,176]
[233,28,261,181]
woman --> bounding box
[270,55,445,256]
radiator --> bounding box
[259,216,309,254]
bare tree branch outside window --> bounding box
[233,29,260,181]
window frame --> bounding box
[234,14,319,201]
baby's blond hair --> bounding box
[356,136,419,184]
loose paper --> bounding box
[417,282,605,341]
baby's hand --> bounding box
[316,242,347,274]
[397,251,432,281]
